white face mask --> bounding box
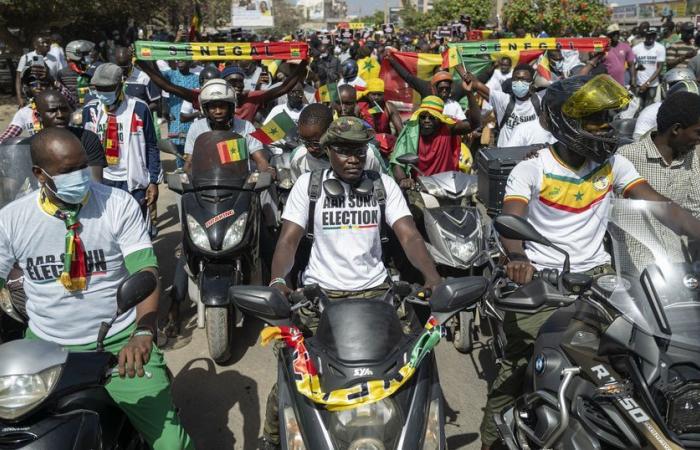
[511,80,531,98]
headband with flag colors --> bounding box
[135,40,308,61]
[260,316,443,411]
[250,111,296,145]
[217,138,248,164]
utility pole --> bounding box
[384,0,389,24]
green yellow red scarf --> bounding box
[39,190,89,291]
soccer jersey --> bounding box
[504,148,644,272]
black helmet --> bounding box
[681,22,695,33]
[198,65,221,85]
[543,74,632,163]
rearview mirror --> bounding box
[396,154,419,167]
[166,172,185,194]
[430,277,488,325]
[254,171,273,192]
[116,271,158,315]
[229,285,291,323]
[158,139,184,160]
[493,215,552,246]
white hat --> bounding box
[606,23,620,34]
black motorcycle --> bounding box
[492,200,700,450]
[0,271,158,449]
[231,278,487,449]
[165,130,273,364]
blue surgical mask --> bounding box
[512,80,531,98]
[552,60,564,71]
[42,168,91,204]
[95,89,118,106]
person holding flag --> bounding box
[357,78,403,135]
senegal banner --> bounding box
[445,37,609,68]
[260,317,443,411]
[135,40,309,61]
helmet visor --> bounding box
[562,74,632,119]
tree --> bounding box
[399,0,493,32]
[502,0,611,36]
[358,11,386,28]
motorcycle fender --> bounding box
[199,265,236,307]
[0,410,101,450]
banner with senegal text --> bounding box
[445,37,610,67]
[134,40,309,61]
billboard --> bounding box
[307,0,324,20]
[231,0,274,28]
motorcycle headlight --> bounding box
[422,397,441,450]
[446,238,478,264]
[283,406,306,450]
[186,214,211,251]
[221,212,248,250]
[0,365,62,420]
[667,382,700,434]
[419,178,446,198]
[330,399,400,449]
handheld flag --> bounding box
[368,102,383,115]
[217,138,248,164]
[251,111,296,145]
[315,82,340,103]
[189,2,202,42]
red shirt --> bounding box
[417,124,460,176]
[235,90,267,122]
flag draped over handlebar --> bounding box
[134,41,309,61]
[260,316,443,411]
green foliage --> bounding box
[358,11,387,28]
[399,0,493,32]
[502,0,611,36]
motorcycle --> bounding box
[0,137,35,343]
[395,154,492,353]
[0,270,158,449]
[163,130,273,364]
[492,200,700,449]
[231,278,488,450]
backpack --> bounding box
[498,92,542,131]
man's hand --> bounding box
[118,334,153,378]
[505,258,536,285]
[423,276,442,293]
[272,282,291,297]
[399,178,415,190]
[145,183,159,206]
[639,83,649,93]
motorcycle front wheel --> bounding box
[452,310,474,353]
[206,306,232,364]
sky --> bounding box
[347,0,401,16]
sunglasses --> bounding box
[300,137,321,149]
[330,145,368,158]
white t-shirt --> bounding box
[156,60,171,98]
[282,170,411,290]
[49,44,67,71]
[289,144,386,182]
[490,90,543,147]
[16,50,61,78]
[504,148,644,272]
[263,103,304,125]
[180,101,195,115]
[633,42,666,87]
[486,70,512,93]
[124,68,161,103]
[9,106,40,137]
[443,98,467,121]
[506,120,557,147]
[0,184,153,344]
[633,102,661,140]
[184,117,262,155]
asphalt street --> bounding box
[0,103,496,450]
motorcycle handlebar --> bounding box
[532,268,560,286]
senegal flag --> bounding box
[380,52,443,107]
[358,56,380,80]
[251,111,296,145]
[315,82,339,103]
[217,138,247,164]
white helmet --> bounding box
[66,40,95,62]
[199,79,237,113]
[663,67,695,85]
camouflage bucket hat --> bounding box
[320,116,375,147]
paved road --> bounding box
[0,102,497,449]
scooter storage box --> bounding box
[477,145,545,217]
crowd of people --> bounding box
[2,17,700,450]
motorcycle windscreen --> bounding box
[190,130,249,189]
[0,137,36,208]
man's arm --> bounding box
[627,182,700,240]
[387,54,432,98]
[499,199,537,284]
[386,102,403,133]
[0,124,22,144]
[253,61,308,104]
[392,216,441,289]
[135,60,197,103]
[456,64,490,101]
[270,220,305,295]
[14,70,23,107]
[140,104,160,206]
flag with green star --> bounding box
[358,56,380,80]
[251,110,296,145]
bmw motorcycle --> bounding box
[395,154,492,353]
[230,278,488,450]
[492,200,700,449]
[165,130,272,364]
[0,271,158,449]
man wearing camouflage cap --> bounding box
[260,116,441,449]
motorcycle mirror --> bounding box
[166,172,185,194]
[116,271,158,315]
[430,277,488,324]
[493,215,552,247]
[254,171,273,192]
[158,139,185,161]
[229,285,291,323]
[396,154,419,167]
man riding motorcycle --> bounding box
[0,128,193,449]
[479,74,700,450]
[261,116,442,449]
